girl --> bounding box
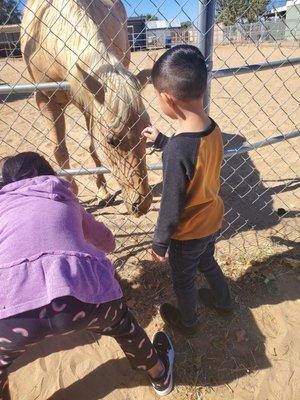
[0,152,174,399]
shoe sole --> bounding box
[151,331,174,396]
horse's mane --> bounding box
[88,58,145,132]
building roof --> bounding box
[268,0,300,14]
[128,16,146,22]
[287,0,300,5]
[146,19,181,30]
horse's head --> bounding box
[77,63,153,216]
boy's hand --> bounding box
[152,250,168,264]
[142,126,159,142]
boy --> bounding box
[142,45,232,336]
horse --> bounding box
[21,0,153,215]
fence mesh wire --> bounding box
[0,0,299,268]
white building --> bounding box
[146,19,181,48]
[265,0,300,39]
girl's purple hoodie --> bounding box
[0,175,123,319]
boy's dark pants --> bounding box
[169,232,231,327]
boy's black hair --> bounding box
[0,152,56,187]
[151,44,207,100]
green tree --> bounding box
[144,14,158,21]
[181,21,192,29]
[245,0,269,23]
[0,0,21,25]
[217,0,268,25]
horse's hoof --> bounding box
[98,190,122,208]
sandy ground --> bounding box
[0,43,299,399]
[8,245,300,400]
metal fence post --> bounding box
[197,0,217,112]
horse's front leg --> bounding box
[84,112,120,207]
[36,91,78,194]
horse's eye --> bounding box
[106,134,120,147]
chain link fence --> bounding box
[0,0,299,268]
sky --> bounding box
[17,0,199,22]
[18,0,290,22]
[268,0,288,9]
[123,0,199,22]
[124,0,290,20]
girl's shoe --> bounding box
[150,331,174,396]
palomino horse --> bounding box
[21,0,152,215]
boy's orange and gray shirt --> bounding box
[152,119,224,257]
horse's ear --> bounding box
[135,69,152,88]
[76,64,105,104]
[135,52,158,89]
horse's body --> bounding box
[21,0,152,214]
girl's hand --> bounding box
[141,126,160,142]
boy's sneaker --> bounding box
[198,288,233,315]
[150,331,174,396]
[160,303,199,337]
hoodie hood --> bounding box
[0,175,76,203]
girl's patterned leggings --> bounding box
[0,296,158,400]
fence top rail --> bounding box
[54,130,299,177]
[1,57,299,96]
[0,25,21,34]
[213,57,300,78]
[0,131,298,180]
[0,81,71,95]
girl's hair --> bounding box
[0,152,56,187]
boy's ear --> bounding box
[161,92,176,106]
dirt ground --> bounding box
[8,243,300,400]
[0,43,299,399]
